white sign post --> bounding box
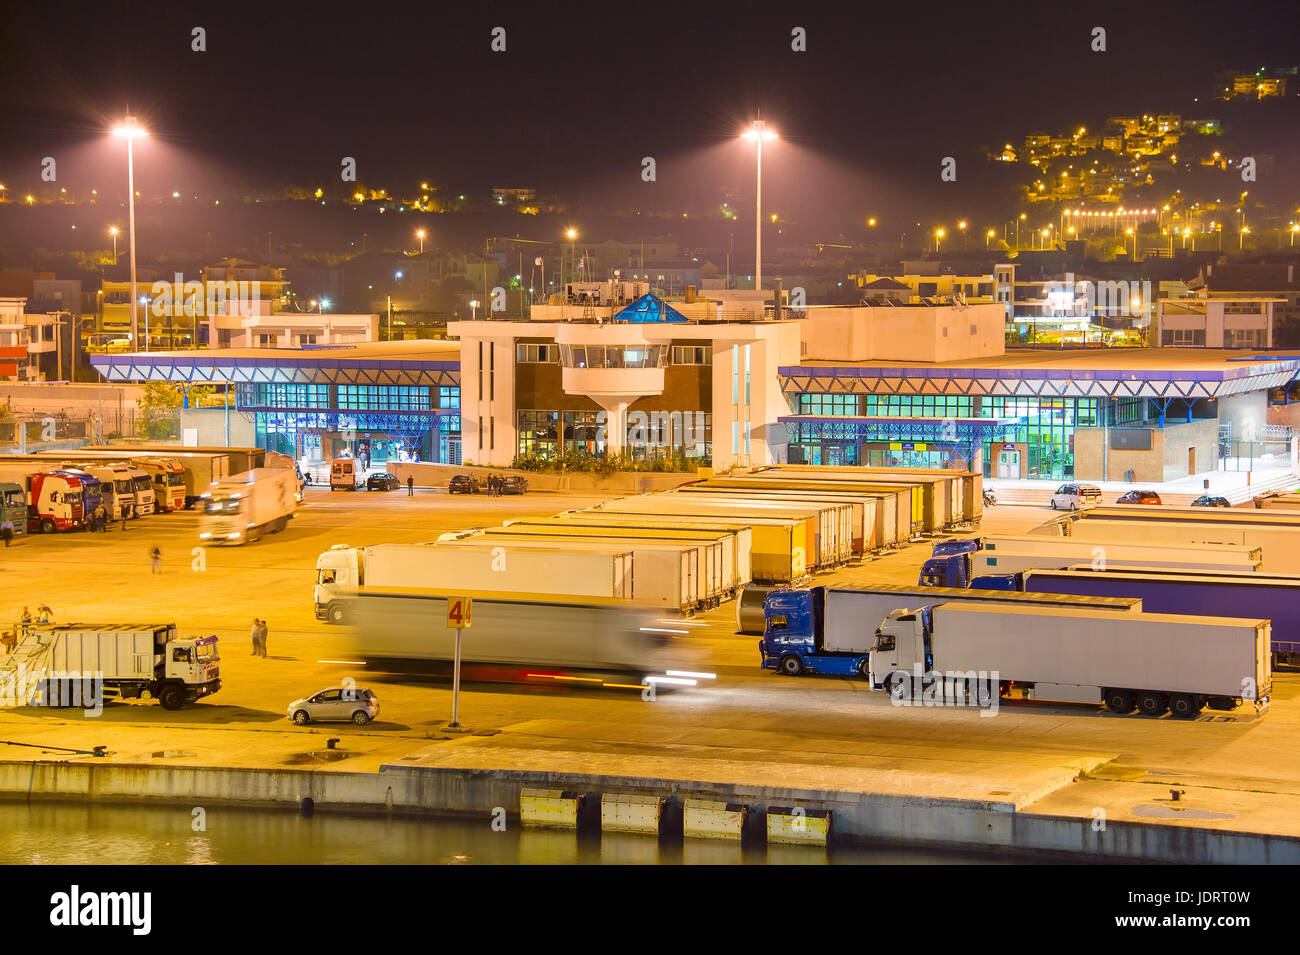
[446,596,472,729]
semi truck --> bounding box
[35,451,187,512]
[315,542,635,622]
[1033,509,1300,575]
[1,622,221,710]
[76,466,134,520]
[980,566,1300,666]
[917,535,1261,588]
[868,602,1270,718]
[0,464,93,533]
[342,587,701,685]
[199,468,297,544]
[436,533,718,613]
[758,584,1142,673]
[0,482,27,537]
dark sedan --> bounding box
[1116,490,1163,505]
[365,472,401,491]
[448,474,481,494]
[1192,495,1232,508]
[500,475,529,495]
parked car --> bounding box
[287,686,380,725]
[1049,483,1102,511]
[1116,490,1163,505]
[365,472,401,491]
[1192,495,1232,508]
[499,475,529,495]
[448,474,481,494]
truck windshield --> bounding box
[205,496,240,514]
[115,480,132,493]
[196,642,218,661]
[168,473,184,486]
[134,476,151,491]
[3,491,20,506]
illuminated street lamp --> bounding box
[1291,224,1299,248]
[986,228,995,249]
[565,227,578,287]
[416,228,426,254]
[741,119,777,291]
[112,116,148,350]
[469,299,480,319]
[934,227,945,253]
[1240,226,1250,250]
[958,220,968,250]
[109,226,120,265]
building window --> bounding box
[799,394,861,417]
[516,343,559,363]
[298,334,317,345]
[257,333,277,347]
[1224,327,1265,348]
[439,386,460,409]
[671,345,712,365]
[563,411,605,454]
[337,386,431,411]
[517,410,559,457]
[1161,328,1206,346]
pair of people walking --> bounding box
[250,618,269,657]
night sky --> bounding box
[1,0,1298,249]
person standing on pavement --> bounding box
[1,517,13,547]
[258,619,269,658]
[150,546,161,574]
[121,504,130,531]
[407,475,414,497]
[251,618,261,656]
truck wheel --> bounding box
[351,710,370,725]
[778,654,804,676]
[858,660,872,681]
[1103,689,1135,714]
[328,604,349,625]
[158,685,185,711]
[40,518,56,534]
[1169,694,1201,719]
[293,709,310,725]
[1137,691,1168,717]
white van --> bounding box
[1050,483,1102,511]
[330,457,357,491]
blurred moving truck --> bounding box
[199,468,297,544]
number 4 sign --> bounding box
[447,596,472,630]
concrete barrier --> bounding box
[2,759,1298,863]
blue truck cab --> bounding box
[759,586,872,677]
[918,537,982,588]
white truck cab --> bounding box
[868,608,929,690]
[315,544,362,622]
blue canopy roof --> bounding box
[612,293,689,323]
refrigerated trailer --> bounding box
[433,535,705,613]
[870,602,1271,718]
[556,511,763,586]
[663,490,855,562]
[314,542,634,622]
[1033,510,1300,575]
[681,481,901,553]
[758,584,1142,671]
[482,521,734,606]
[1005,567,1300,666]
[199,468,297,544]
[590,497,814,579]
[342,587,697,681]
[752,465,983,525]
[919,534,1261,586]
[754,466,973,531]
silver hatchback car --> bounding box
[287,686,380,725]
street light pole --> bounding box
[742,120,777,293]
[113,116,147,351]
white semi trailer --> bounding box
[435,534,711,612]
[965,534,1261,577]
[315,542,635,623]
[869,602,1271,718]
[199,468,297,544]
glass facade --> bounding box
[337,385,431,411]
[517,410,560,457]
[558,345,667,368]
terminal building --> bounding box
[90,287,1297,485]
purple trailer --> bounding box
[1015,566,1300,666]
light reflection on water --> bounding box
[0,800,998,865]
